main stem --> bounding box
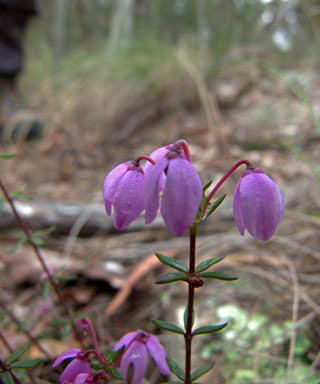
[185,223,198,384]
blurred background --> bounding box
[1,0,320,383]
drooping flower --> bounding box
[103,161,145,230]
[144,140,202,236]
[114,330,170,384]
[52,349,92,384]
[233,168,284,241]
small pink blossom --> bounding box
[103,161,145,230]
[233,169,284,241]
[144,141,202,236]
[114,330,170,384]
[52,349,92,384]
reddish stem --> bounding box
[133,155,156,166]
[81,318,101,356]
[201,159,253,220]
[175,139,191,162]
[0,179,83,347]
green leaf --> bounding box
[109,366,123,380]
[6,343,29,365]
[166,356,185,381]
[55,274,77,282]
[31,236,44,246]
[205,194,226,218]
[10,188,32,202]
[191,364,214,381]
[197,272,238,281]
[155,272,189,284]
[1,371,15,384]
[183,304,194,331]
[195,256,225,273]
[152,319,184,335]
[193,322,228,335]
[155,253,188,273]
[106,346,125,363]
[10,359,43,369]
[34,225,57,236]
[0,153,16,159]
[6,236,27,254]
[195,180,213,221]
[41,280,50,299]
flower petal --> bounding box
[60,358,91,384]
[103,162,129,215]
[161,158,202,236]
[114,331,138,351]
[52,349,81,368]
[113,168,145,230]
[143,146,171,175]
[239,171,284,241]
[120,341,147,384]
[74,373,90,384]
[144,156,169,225]
[233,178,245,236]
[146,335,170,376]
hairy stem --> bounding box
[185,223,198,384]
[0,179,83,347]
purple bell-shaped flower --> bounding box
[144,141,202,236]
[114,330,170,384]
[233,169,284,241]
[103,161,145,230]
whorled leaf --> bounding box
[166,356,185,381]
[193,322,228,336]
[6,343,29,365]
[155,253,188,273]
[190,363,214,381]
[197,272,238,281]
[155,272,189,285]
[152,319,184,335]
[195,256,225,273]
[1,371,15,384]
[10,359,43,369]
[204,194,226,219]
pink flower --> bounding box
[144,141,202,236]
[233,169,284,241]
[114,330,170,384]
[103,161,145,230]
[52,349,92,384]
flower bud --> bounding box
[233,169,284,241]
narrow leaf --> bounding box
[55,274,77,282]
[106,346,125,363]
[195,256,225,273]
[109,366,123,380]
[1,371,15,384]
[197,272,238,281]
[183,304,194,331]
[41,280,50,299]
[196,180,213,221]
[155,273,189,285]
[193,322,228,335]
[191,364,214,381]
[0,153,16,159]
[205,194,226,218]
[6,236,27,255]
[166,357,185,381]
[10,359,43,369]
[155,253,188,273]
[152,319,184,335]
[6,343,29,365]
[34,225,57,236]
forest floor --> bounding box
[1,57,320,384]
